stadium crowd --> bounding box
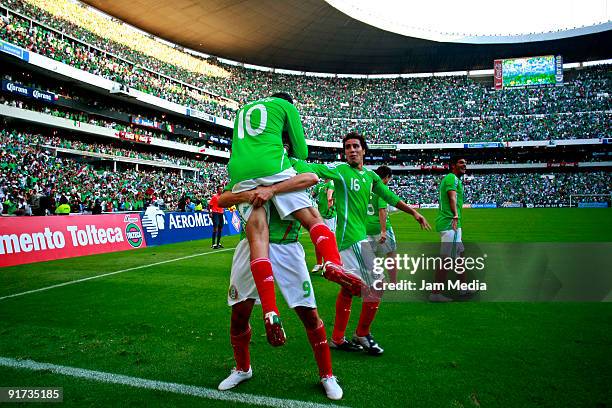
[391,172,612,206]
[0,129,228,215]
[1,125,609,215]
[0,0,610,145]
[0,95,228,150]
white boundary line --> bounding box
[0,357,350,408]
[0,247,236,302]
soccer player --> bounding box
[227,93,363,347]
[431,156,468,302]
[311,179,336,273]
[366,166,398,283]
[208,186,225,249]
[293,132,431,355]
[217,174,343,400]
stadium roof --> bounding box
[82,0,612,74]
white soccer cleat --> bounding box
[429,293,453,303]
[321,375,343,400]
[218,367,253,391]
[311,264,323,274]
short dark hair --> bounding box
[448,156,464,168]
[271,92,293,104]
[375,165,392,179]
[342,132,368,152]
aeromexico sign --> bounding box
[1,80,58,103]
[0,214,146,267]
[140,207,241,246]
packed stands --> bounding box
[1,0,610,145]
[0,129,228,215]
[391,172,611,207]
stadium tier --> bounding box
[0,0,610,145]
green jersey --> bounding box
[314,180,336,219]
[227,97,308,188]
[293,160,401,250]
[366,193,392,236]
[239,206,301,245]
[436,173,463,232]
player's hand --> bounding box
[451,216,458,231]
[250,186,275,207]
[378,231,387,244]
[415,213,431,231]
[328,198,334,208]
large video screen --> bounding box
[494,55,563,89]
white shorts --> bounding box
[233,168,312,221]
[367,226,397,256]
[340,240,381,288]
[228,239,316,308]
[440,228,464,257]
[323,216,336,233]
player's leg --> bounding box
[384,228,398,283]
[246,207,285,346]
[430,229,457,302]
[330,245,363,352]
[349,241,385,355]
[270,242,342,400]
[220,240,257,391]
[295,306,342,400]
[218,300,255,390]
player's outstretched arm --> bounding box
[372,176,431,231]
[395,200,432,231]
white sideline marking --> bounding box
[0,357,349,408]
[0,247,236,302]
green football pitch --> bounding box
[0,209,610,407]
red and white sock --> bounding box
[332,288,353,343]
[306,322,333,378]
[355,301,380,337]
[250,258,279,315]
[231,326,251,372]
[309,223,342,265]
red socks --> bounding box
[231,326,251,371]
[250,258,279,315]
[306,322,333,378]
[332,288,353,343]
[309,223,342,265]
[356,301,380,337]
[315,247,323,265]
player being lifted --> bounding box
[217,173,343,400]
[293,132,431,355]
[311,179,336,274]
[227,93,364,347]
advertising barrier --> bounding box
[501,202,524,208]
[578,202,609,208]
[471,203,498,209]
[419,203,440,209]
[140,208,241,247]
[1,80,58,103]
[0,214,146,267]
[0,39,29,61]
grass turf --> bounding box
[0,208,610,407]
